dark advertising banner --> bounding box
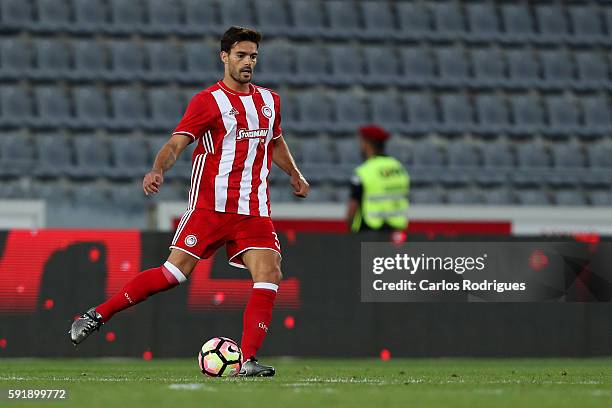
[0,230,611,358]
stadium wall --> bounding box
[0,229,610,358]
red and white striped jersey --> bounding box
[172,80,282,217]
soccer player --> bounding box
[68,27,310,377]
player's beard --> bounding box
[231,67,252,84]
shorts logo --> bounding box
[185,235,197,247]
[261,105,273,118]
[236,128,269,141]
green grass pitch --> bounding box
[1,358,611,407]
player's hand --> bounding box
[290,171,309,198]
[143,170,164,195]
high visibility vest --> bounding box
[352,156,410,232]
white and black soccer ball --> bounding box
[198,337,243,377]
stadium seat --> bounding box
[0,86,34,128]
[410,189,444,204]
[70,136,113,180]
[471,48,506,89]
[0,0,34,32]
[399,47,435,87]
[72,184,113,209]
[323,0,361,40]
[500,4,535,43]
[294,44,328,85]
[183,42,222,84]
[581,95,612,136]
[396,2,432,40]
[554,190,587,206]
[327,44,364,86]
[108,41,146,81]
[335,138,361,166]
[0,180,31,198]
[435,47,470,87]
[109,183,147,212]
[544,95,581,138]
[431,2,466,40]
[386,139,412,165]
[447,189,483,205]
[299,137,335,182]
[466,3,502,42]
[107,0,147,34]
[33,134,73,179]
[574,51,609,91]
[31,39,71,80]
[0,38,32,80]
[568,6,606,45]
[534,4,570,44]
[363,46,402,86]
[145,41,184,83]
[109,87,147,129]
[256,42,293,86]
[109,137,150,180]
[220,0,255,28]
[482,189,515,205]
[439,93,474,133]
[370,92,405,133]
[330,92,369,134]
[32,0,71,33]
[144,0,186,36]
[33,86,72,128]
[254,0,290,37]
[72,0,108,34]
[360,1,398,40]
[517,190,551,206]
[586,143,612,169]
[516,143,550,169]
[147,88,186,131]
[183,0,224,36]
[589,191,612,206]
[540,49,576,89]
[0,134,35,177]
[475,93,511,135]
[31,181,71,204]
[412,142,445,167]
[288,0,325,39]
[403,93,439,133]
[293,91,333,133]
[151,181,185,202]
[71,40,107,81]
[481,141,514,168]
[446,142,480,168]
[506,49,540,89]
[509,94,545,135]
[551,143,585,169]
[72,86,109,129]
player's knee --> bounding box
[254,264,282,284]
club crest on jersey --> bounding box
[261,105,273,118]
[184,235,197,247]
[236,128,269,141]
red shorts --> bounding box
[170,209,281,268]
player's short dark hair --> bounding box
[220,26,262,53]
[371,140,386,154]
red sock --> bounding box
[240,283,278,361]
[96,261,187,322]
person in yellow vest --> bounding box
[347,125,410,233]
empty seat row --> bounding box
[3,38,611,92]
[3,0,612,46]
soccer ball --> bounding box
[198,337,243,377]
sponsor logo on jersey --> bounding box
[261,105,273,118]
[236,128,269,141]
[185,235,198,247]
[228,107,239,116]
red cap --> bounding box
[359,124,390,142]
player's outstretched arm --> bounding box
[272,136,309,198]
[143,134,191,195]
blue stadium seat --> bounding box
[403,93,439,133]
[147,88,186,131]
[33,134,73,179]
[70,136,114,180]
[183,42,222,84]
[72,86,109,129]
[589,191,612,206]
[471,48,506,88]
[483,189,515,205]
[501,4,535,43]
[410,189,444,204]
[516,143,550,169]
[435,47,470,87]
[446,142,480,169]
[551,143,585,169]
[399,47,435,87]
[293,91,333,133]
[32,0,71,33]
[360,1,398,40]
[107,0,147,35]
[431,2,466,40]
[544,95,581,138]
[0,180,31,197]
[363,46,401,86]
[396,2,432,40]
[299,137,335,182]
[107,41,146,81]
[581,95,612,136]
[370,92,404,133]
[145,41,184,82]
[71,40,107,81]
[0,134,35,177]
[412,141,445,167]
[587,143,612,169]
[481,142,514,168]
[110,183,147,212]
[288,0,325,39]
[509,94,545,135]
[0,38,32,80]
[330,92,369,134]
[71,0,108,34]
[575,51,609,91]
[439,93,474,133]
[0,0,34,32]
[335,138,361,166]
[534,4,569,44]
[151,181,185,202]
[327,44,364,86]
[220,0,255,28]
[294,45,328,85]
[517,190,551,206]
[540,49,576,89]
[109,87,147,129]
[72,184,113,210]
[144,0,186,36]
[386,139,412,165]
[33,86,71,128]
[554,190,587,206]
[183,0,224,36]
[0,86,34,128]
[475,93,511,135]
[447,189,483,205]
[31,39,71,80]
[506,49,540,89]
[323,0,360,40]
[254,0,290,37]
[109,137,150,180]
[256,42,293,86]
[31,181,70,204]
[466,3,502,42]
[568,6,606,45]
